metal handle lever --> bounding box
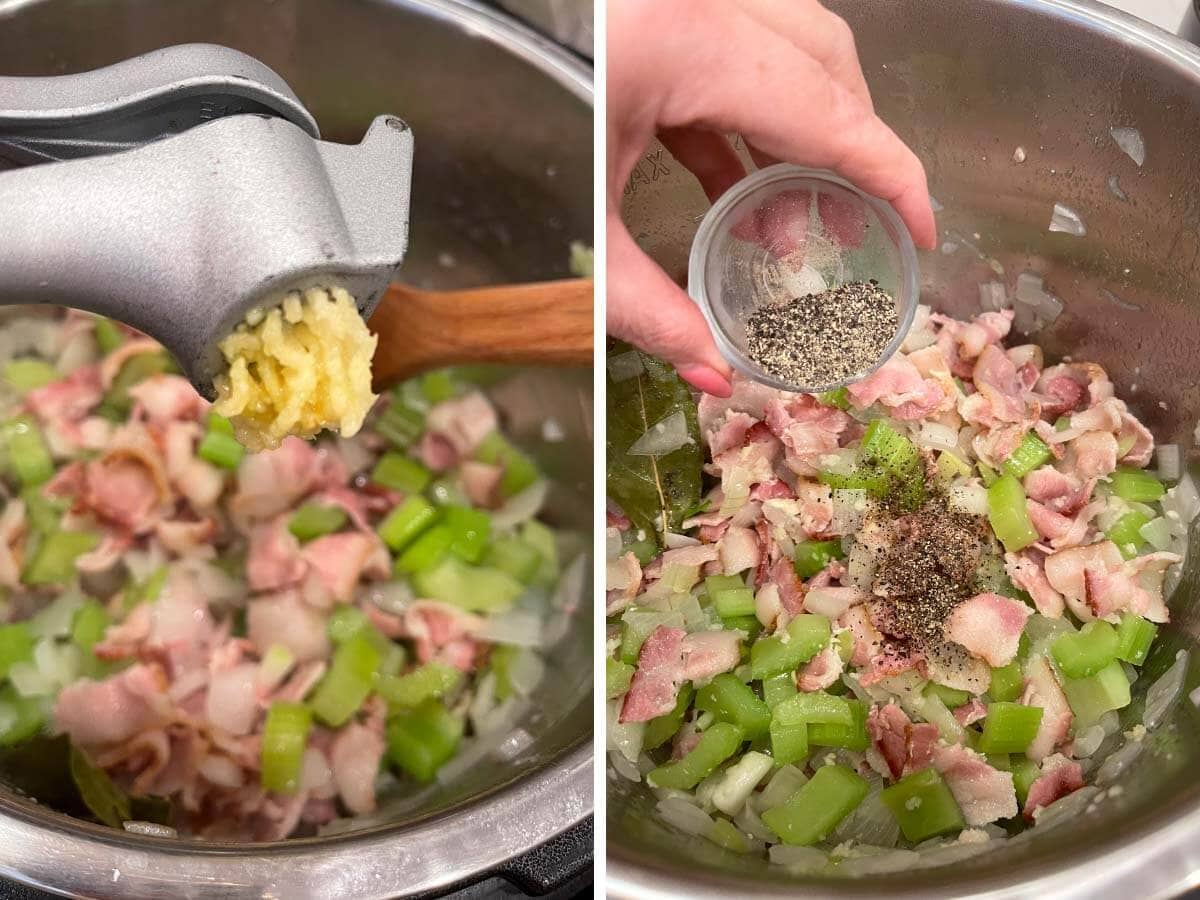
[0,43,318,166]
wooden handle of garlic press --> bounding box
[368,278,593,390]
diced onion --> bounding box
[769,845,828,870]
[663,531,700,549]
[915,422,960,453]
[1162,473,1200,526]
[805,588,856,619]
[1110,126,1146,166]
[606,527,622,560]
[507,649,547,696]
[628,411,693,457]
[712,751,773,815]
[607,350,644,382]
[606,699,645,763]
[1156,444,1181,482]
[1072,724,1106,758]
[122,821,178,838]
[1033,785,1101,829]
[438,733,509,785]
[978,281,1009,312]
[733,802,777,842]
[840,848,920,874]
[608,749,641,782]
[1143,650,1189,730]
[846,540,876,590]
[1138,517,1176,552]
[1095,740,1142,785]
[1049,202,1087,236]
[475,610,544,648]
[947,482,988,517]
[365,580,414,616]
[494,727,534,761]
[657,797,714,836]
[830,489,868,536]
[490,480,549,531]
[1108,175,1129,201]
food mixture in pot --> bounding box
[0,309,572,840]
[606,304,1195,870]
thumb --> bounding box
[606,215,733,397]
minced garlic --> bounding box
[213,286,377,452]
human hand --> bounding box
[606,0,938,397]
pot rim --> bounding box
[610,0,1200,896]
[0,0,594,897]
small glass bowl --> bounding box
[687,164,919,394]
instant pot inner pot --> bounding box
[615,0,1200,894]
[0,0,592,851]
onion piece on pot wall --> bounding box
[628,411,693,457]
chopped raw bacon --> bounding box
[847,355,945,420]
[329,721,386,815]
[953,698,988,727]
[246,591,331,663]
[1023,466,1093,515]
[246,517,307,593]
[1005,550,1065,618]
[705,410,756,456]
[301,532,389,605]
[1043,541,1175,624]
[866,703,940,779]
[424,391,497,458]
[768,556,805,616]
[1023,753,1084,821]
[680,630,741,681]
[54,663,171,746]
[840,605,884,667]
[797,646,843,691]
[764,395,850,475]
[718,525,760,575]
[128,374,206,424]
[1067,431,1118,480]
[25,365,102,423]
[943,592,1033,666]
[1023,655,1073,762]
[606,551,643,615]
[1118,412,1154,467]
[620,626,686,723]
[933,743,1018,825]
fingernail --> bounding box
[678,365,732,398]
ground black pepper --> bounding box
[745,279,899,387]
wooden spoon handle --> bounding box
[369,278,593,390]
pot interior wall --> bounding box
[0,0,592,842]
[615,0,1200,894]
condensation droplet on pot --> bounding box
[1099,287,1140,311]
[1048,202,1086,236]
[1110,126,1146,166]
[1013,146,1026,163]
[929,194,944,213]
[941,241,959,255]
[541,418,565,442]
[437,252,457,268]
[1108,175,1128,201]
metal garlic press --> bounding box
[0,44,414,398]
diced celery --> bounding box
[104,351,173,414]
[377,496,438,553]
[926,682,971,709]
[410,557,524,612]
[0,684,44,746]
[21,530,99,585]
[309,634,381,727]
[1051,620,1118,679]
[774,692,852,729]
[808,698,869,751]
[606,658,635,699]
[1010,757,1040,805]
[1061,660,1131,729]
[749,615,830,679]
[376,661,462,708]
[936,451,973,482]
[1115,613,1158,666]
[761,764,868,845]
[644,685,694,751]
[442,505,491,564]
[706,817,750,853]
[647,722,744,790]
[712,586,756,618]
[880,767,965,842]
[2,417,53,488]
[989,661,1024,703]
[288,503,347,542]
[520,520,559,585]
[21,487,65,535]
[817,387,850,410]
[987,474,1038,552]
[0,623,35,678]
[977,702,1044,753]
[704,575,744,594]
[1002,432,1053,479]
[70,600,109,653]
[482,536,544,584]
[387,699,464,782]
[327,604,371,643]
[770,716,809,766]
[762,672,798,709]
[123,565,167,611]
[394,525,454,575]
[371,452,431,494]
[793,540,846,579]
[474,431,539,497]
[3,359,57,394]
[1107,509,1152,559]
[1110,467,1165,503]
[695,673,770,739]
[977,460,999,487]
[94,318,124,354]
[376,393,426,448]
[419,370,461,404]
[261,702,312,793]
[818,466,890,497]
[197,429,244,470]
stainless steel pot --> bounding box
[0,1,593,897]
[613,1,1200,896]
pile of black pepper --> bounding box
[745,279,899,387]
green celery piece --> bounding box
[22,530,99,585]
[880,767,965,842]
[1061,660,1132,729]
[0,623,35,678]
[617,608,662,665]
[309,634,381,727]
[207,412,235,434]
[427,476,468,508]
[817,466,890,497]
[1010,757,1040,805]
[387,698,464,782]
[482,536,544,584]
[474,431,539,498]
[123,565,167,611]
[926,682,971,709]
[794,539,845,579]
[987,474,1038,552]
[773,692,853,728]
[491,644,519,700]
[977,702,1044,753]
[327,604,371,643]
[69,745,131,827]
[0,684,43,746]
[261,702,312,793]
[410,557,524,612]
[288,503,348,542]
[378,496,439,553]
[606,658,635,699]
[833,630,854,664]
[706,817,749,853]
[394,525,454,575]
[21,487,65,535]
[3,359,57,394]
[420,370,461,404]
[712,586,756,618]
[808,698,869,750]
[104,351,173,414]
[71,600,110,653]
[749,615,830,679]
[761,764,868,845]
[622,535,658,567]
[605,342,702,538]
[704,574,744,594]
[695,673,770,739]
[1107,509,1152,559]
[817,387,850,410]
[721,615,760,639]
[93,317,125,353]
[371,452,432,494]
[442,505,491,564]
[2,417,53,488]
[376,661,462,708]
[762,672,798,709]
[520,519,559,586]
[1051,620,1119,679]
[1002,432,1053,479]
[770,716,809,767]
[376,393,426,448]
[936,451,973,482]
[647,722,744,790]
[197,429,244,470]
[977,460,1000,487]
[1115,613,1158,666]
[644,685,694,751]
[860,420,919,476]
[1110,467,1165,503]
[989,661,1024,703]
